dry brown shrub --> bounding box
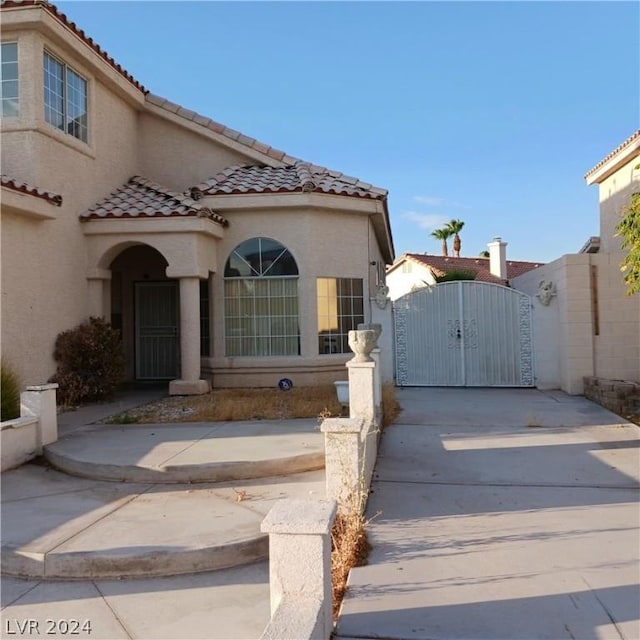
[331,508,371,620]
[382,383,402,428]
[125,384,343,423]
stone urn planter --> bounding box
[357,323,382,345]
[334,381,349,407]
[347,329,377,363]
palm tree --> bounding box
[446,219,465,257]
[431,228,453,257]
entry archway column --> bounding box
[169,276,211,396]
[87,268,111,319]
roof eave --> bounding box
[585,131,640,185]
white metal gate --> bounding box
[394,281,534,387]
[135,282,179,380]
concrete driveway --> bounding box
[335,388,640,640]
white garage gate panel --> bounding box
[394,281,534,387]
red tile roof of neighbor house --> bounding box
[395,254,544,285]
[584,130,640,179]
[192,164,388,200]
[1,174,62,205]
[80,176,229,226]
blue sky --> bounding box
[59,1,639,263]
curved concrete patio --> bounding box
[1,394,326,638]
[44,419,324,483]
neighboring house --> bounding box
[0,1,394,394]
[387,238,543,300]
[512,131,640,393]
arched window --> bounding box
[224,237,300,356]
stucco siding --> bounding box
[598,155,640,254]
[512,260,563,390]
[591,253,640,381]
[138,113,252,192]
[1,30,140,387]
[206,207,376,384]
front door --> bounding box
[135,282,179,380]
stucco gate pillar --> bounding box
[169,277,210,396]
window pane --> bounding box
[2,61,17,81]
[316,277,364,354]
[2,98,18,117]
[1,43,18,63]
[43,52,88,142]
[43,52,65,131]
[1,80,18,99]
[225,237,298,277]
[1,43,18,117]
[224,275,299,356]
[66,67,88,142]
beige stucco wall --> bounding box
[513,255,596,395]
[1,23,141,386]
[137,112,253,193]
[597,155,640,254]
[204,206,381,386]
[512,261,563,390]
[591,253,640,381]
[513,252,639,394]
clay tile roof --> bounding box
[192,163,388,200]
[81,176,228,226]
[584,130,640,179]
[398,254,543,285]
[0,1,147,93]
[1,174,62,205]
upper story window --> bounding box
[224,238,300,357]
[43,51,88,143]
[1,43,19,117]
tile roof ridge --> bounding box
[129,175,199,206]
[584,129,640,178]
[1,173,62,205]
[190,165,249,194]
[83,175,228,226]
[294,163,317,192]
[0,0,147,93]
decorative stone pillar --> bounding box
[321,417,364,510]
[21,383,59,447]
[358,323,382,422]
[347,329,377,427]
[86,268,111,320]
[169,277,210,396]
[261,499,337,639]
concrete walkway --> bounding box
[1,390,325,638]
[335,388,640,640]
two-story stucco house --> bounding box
[0,1,394,395]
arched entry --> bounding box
[110,244,178,380]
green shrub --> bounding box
[435,269,477,283]
[49,317,125,406]
[1,360,21,421]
